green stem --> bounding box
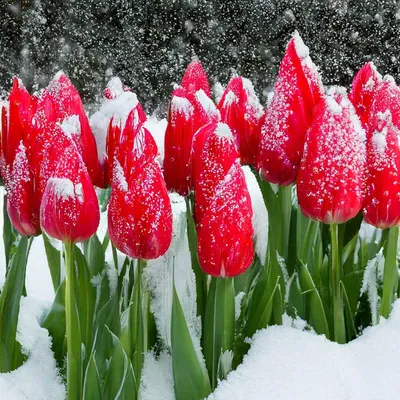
[65,241,82,399]
[330,224,346,344]
[185,197,206,325]
[203,276,235,390]
[380,226,399,318]
[278,184,292,261]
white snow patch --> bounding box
[242,166,268,265]
[144,193,202,361]
[60,115,80,137]
[235,292,245,321]
[0,297,65,400]
[144,117,167,164]
[360,249,385,325]
[140,351,175,400]
[90,111,109,165]
[47,178,79,201]
[196,89,220,120]
[223,90,238,108]
[170,96,194,121]
[210,300,400,400]
[215,123,233,139]
[293,31,309,59]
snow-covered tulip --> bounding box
[218,76,264,165]
[181,59,211,97]
[108,120,172,259]
[191,122,239,224]
[38,72,103,187]
[297,88,366,224]
[163,86,219,196]
[257,32,324,186]
[197,161,254,277]
[2,79,41,236]
[40,125,100,243]
[104,103,147,186]
[349,62,382,131]
[363,111,400,229]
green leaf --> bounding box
[103,327,137,400]
[41,279,67,367]
[171,286,211,400]
[2,194,18,269]
[120,260,144,385]
[85,234,105,278]
[203,277,235,389]
[0,236,29,372]
[298,264,330,339]
[74,246,97,361]
[83,352,102,400]
[340,282,357,340]
[43,233,62,292]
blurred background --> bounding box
[1,0,400,114]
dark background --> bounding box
[1,0,399,114]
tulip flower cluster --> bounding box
[1,31,400,400]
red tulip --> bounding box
[362,109,400,228]
[368,77,400,132]
[163,86,219,196]
[297,88,366,224]
[2,79,41,236]
[192,122,239,224]
[104,104,147,186]
[349,62,382,132]
[38,72,103,187]
[197,161,254,277]
[91,78,147,186]
[108,119,172,259]
[218,76,264,165]
[40,124,99,243]
[257,32,324,186]
[181,59,211,97]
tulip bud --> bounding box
[39,72,103,187]
[90,77,147,186]
[297,88,366,224]
[181,59,211,97]
[218,76,263,165]
[363,110,400,228]
[108,121,173,260]
[191,122,239,224]
[257,32,324,186]
[40,123,100,243]
[197,162,254,277]
[349,62,382,132]
[163,87,219,196]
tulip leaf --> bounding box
[2,194,18,269]
[85,234,105,278]
[0,236,29,372]
[83,351,102,400]
[103,327,137,400]
[298,263,330,339]
[171,286,211,400]
[203,276,235,389]
[74,245,97,363]
[340,281,357,340]
[43,233,62,292]
[41,279,67,367]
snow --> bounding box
[242,166,268,265]
[215,122,233,139]
[144,193,202,355]
[46,177,76,200]
[144,117,167,164]
[140,351,175,400]
[196,89,220,120]
[360,249,384,325]
[60,115,80,137]
[170,95,194,121]
[209,300,400,400]
[293,31,310,59]
[0,297,65,400]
